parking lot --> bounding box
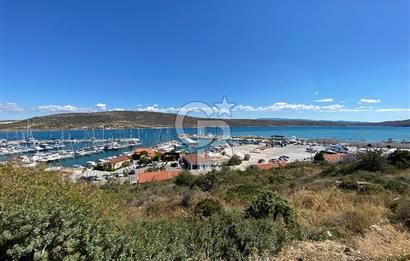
[70,161,182,184]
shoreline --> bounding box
[1,124,410,132]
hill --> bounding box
[0,111,408,130]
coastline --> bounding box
[1,124,409,132]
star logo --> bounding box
[214,96,235,117]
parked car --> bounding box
[115,173,124,178]
[170,162,178,167]
[278,156,289,161]
[94,176,103,181]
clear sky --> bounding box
[1,0,409,121]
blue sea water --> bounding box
[2,126,408,143]
[0,126,409,167]
[229,126,410,142]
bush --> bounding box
[0,165,125,260]
[226,184,261,202]
[146,166,165,172]
[338,179,384,193]
[227,155,242,166]
[360,183,384,193]
[314,152,325,162]
[338,179,360,190]
[356,149,389,172]
[245,190,298,229]
[174,171,196,187]
[195,198,223,217]
[0,199,123,260]
[189,212,288,259]
[376,176,410,194]
[389,197,410,231]
[320,162,356,176]
[194,173,219,191]
[121,161,131,168]
[269,174,288,184]
[153,153,163,162]
[388,150,410,169]
[0,165,291,260]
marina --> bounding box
[0,126,409,167]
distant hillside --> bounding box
[375,119,410,127]
[0,111,199,130]
[0,111,408,130]
[0,120,17,125]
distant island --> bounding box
[0,111,409,130]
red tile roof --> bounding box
[138,170,180,184]
[255,161,288,170]
[323,153,344,162]
[182,153,220,165]
[134,148,157,157]
[256,163,275,170]
[108,155,130,165]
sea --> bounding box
[0,126,409,167]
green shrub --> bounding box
[153,153,162,162]
[189,212,287,260]
[269,174,288,184]
[338,179,384,193]
[320,162,357,176]
[146,166,165,172]
[388,150,410,169]
[320,162,338,176]
[121,161,131,168]
[245,190,298,229]
[174,171,196,186]
[381,176,410,194]
[226,184,260,202]
[389,197,410,231]
[360,183,384,193]
[194,173,219,191]
[338,179,360,190]
[0,199,123,260]
[195,198,223,217]
[356,149,389,172]
[227,155,242,166]
[314,152,325,162]
[0,166,292,260]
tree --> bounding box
[138,157,151,165]
[244,154,251,161]
[152,153,163,162]
[227,155,242,166]
[139,151,149,156]
[313,152,325,162]
[357,149,389,172]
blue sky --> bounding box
[1,0,409,121]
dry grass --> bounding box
[273,240,364,261]
[353,224,410,260]
[290,188,390,238]
[274,225,410,261]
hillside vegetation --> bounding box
[0,150,410,260]
[1,111,409,130]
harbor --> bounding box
[0,126,409,168]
